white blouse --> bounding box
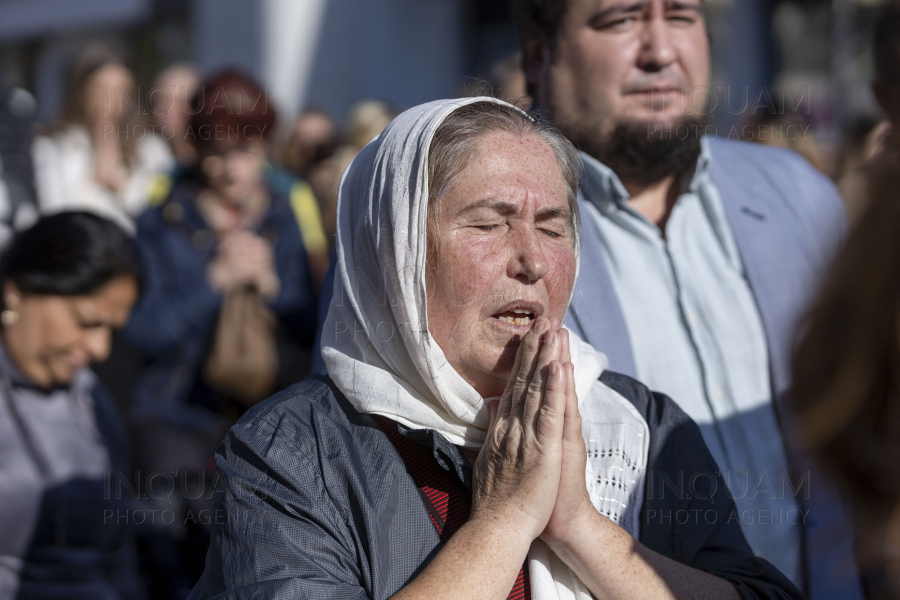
[32,124,174,232]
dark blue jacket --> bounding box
[189,373,803,600]
[124,174,317,430]
[1,379,144,600]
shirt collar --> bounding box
[580,135,713,213]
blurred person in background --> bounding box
[150,63,201,169]
[31,44,173,232]
[281,108,338,208]
[517,0,860,597]
[839,2,900,224]
[324,99,397,239]
[271,108,334,287]
[792,159,900,600]
[740,112,829,175]
[122,69,318,598]
[837,115,890,182]
[0,212,144,600]
[0,81,39,247]
[488,51,530,104]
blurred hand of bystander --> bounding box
[206,230,280,299]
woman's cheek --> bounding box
[544,243,577,310]
[443,236,499,308]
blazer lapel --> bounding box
[710,152,818,402]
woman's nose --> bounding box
[508,228,549,283]
[84,327,112,364]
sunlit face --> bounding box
[152,66,200,136]
[83,63,135,128]
[528,0,710,141]
[289,113,337,169]
[201,141,267,207]
[1,277,138,388]
[425,131,576,398]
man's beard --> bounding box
[571,115,706,187]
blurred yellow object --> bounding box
[290,180,328,257]
[147,174,173,207]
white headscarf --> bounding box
[322,97,649,600]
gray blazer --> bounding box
[565,136,861,600]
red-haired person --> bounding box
[121,70,320,593]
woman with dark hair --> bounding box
[31,44,173,231]
[0,212,144,599]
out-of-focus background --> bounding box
[0,0,888,176]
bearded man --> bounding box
[518,1,862,599]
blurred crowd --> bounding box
[0,43,402,600]
[0,2,900,599]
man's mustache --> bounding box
[622,74,688,95]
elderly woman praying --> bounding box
[189,99,801,600]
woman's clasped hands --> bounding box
[471,315,595,548]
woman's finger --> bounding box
[534,359,567,444]
[559,327,571,366]
[504,317,549,420]
[561,361,582,444]
[521,329,562,428]
[486,398,500,430]
[496,333,527,421]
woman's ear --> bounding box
[3,280,21,304]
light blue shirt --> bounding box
[581,138,802,586]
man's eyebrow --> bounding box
[590,1,703,24]
[665,1,704,13]
[590,2,650,24]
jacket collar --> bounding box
[396,421,473,490]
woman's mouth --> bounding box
[493,309,535,327]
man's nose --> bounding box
[508,228,549,283]
[637,14,677,72]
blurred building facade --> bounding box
[0,0,467,124]
[0,0,890,166]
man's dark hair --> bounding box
[516,0,569,46]
[874,1,900,84]
[515,0,569,98]
[0,211,144,300]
